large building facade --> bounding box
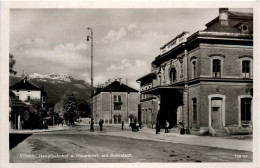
[137,8,253,135]
[93,80,139,124]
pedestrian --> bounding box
[122,120,124,130]
[156,122,160,134]
[139,121,142,129]
[165,120,169,133]
[90,118,94,131]
[99,119,103,131]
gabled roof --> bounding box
[205,11,253,29]
[93,81,138,97]
[9,90,25,107]
[10,79,41,91]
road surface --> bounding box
[10,125,252,163]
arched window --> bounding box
[169,67,176,82]
[114,95,117,102]
[118,95,121,102]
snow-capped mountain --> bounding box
[10,73,91,105]
[27,73,74,83]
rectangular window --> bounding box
[27,96,31,101]
[213,59,221,78]
[192,61,196,79]
[114,104,121,110]
[241,98,251,121]
[192,98,197,122]
[114,95,117,102]
[242,61,250,78]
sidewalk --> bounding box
[9,125,68,134]
[96,126,253,152]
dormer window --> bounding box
[241,24,249,33]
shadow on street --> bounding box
[10,133,32,150]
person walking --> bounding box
[99,119,103,131]
[122,120,124,130]
[165,120,169,133]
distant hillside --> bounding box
[9,73,92,105]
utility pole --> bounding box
[87,27,94,131]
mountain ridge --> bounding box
[10,73,91,106]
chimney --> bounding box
[219,8,229,26]
[118,78,122,85]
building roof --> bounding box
[9,90,25,107]
[204,11,253,33]
[10,78,41,91]
[93,81,138,97]
[136,72,157,82]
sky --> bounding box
[10,8,252,89]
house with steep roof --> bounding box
[137,8,253,136]
[10,78,47,110]
[9,78,47,129]
[92,80,139,124]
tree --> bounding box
[9,53,17,75]
[60,94,77,125]
[29,98,44,128]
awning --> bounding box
[141,85,184,95]
[136,72,157,82]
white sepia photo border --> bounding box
[1,1,259,168]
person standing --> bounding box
[90,118,94,131]
[99,119,103,131]
[156,122,160,134]
[122,120,124,130]
[139,121,142,129]
[165,120,169,133]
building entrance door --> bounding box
[211,98,222,128]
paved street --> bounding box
[10,125,252,163]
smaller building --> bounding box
[92,80,139,124]
[10,78,47,110]
[9,78,47,129]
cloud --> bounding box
[17,38,49,51]
[13,38,98,71]
[127,24,137,31]
[107,59,132,71]
[100,24,139,43]
[101,28,127,43]
[94,59,150,90]
[54,42,87,51]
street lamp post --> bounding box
[87,27,94,131]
